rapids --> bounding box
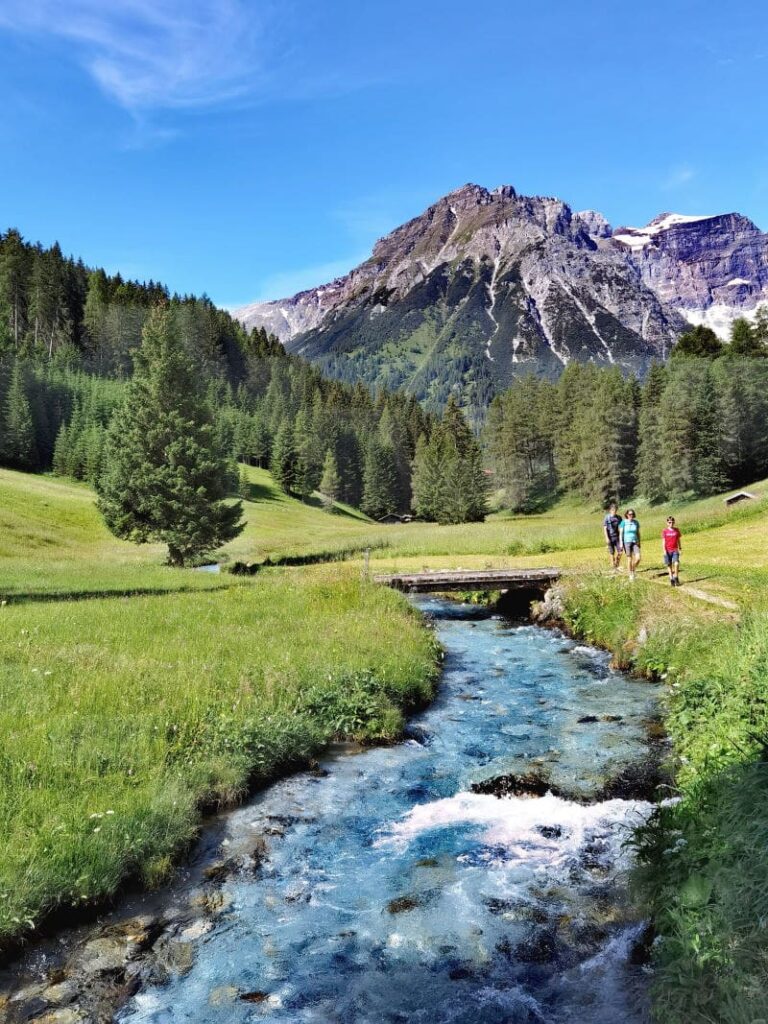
[118,597,659,1023]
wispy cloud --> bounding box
[0,0,266,111]
[661,165,696,190]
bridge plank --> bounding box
[373,568,561,592]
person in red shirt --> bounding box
[662,516,682,587]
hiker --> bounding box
[603,503,623,571]
[620,508,641,581]
[662,516,682,587]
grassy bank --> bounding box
[558,574,768,1023]
[0,467,440,950]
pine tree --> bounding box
[729,317,767,357]
[635,363,668,503]
[319,449,341,510]
[361,437,398,519]
[1,361,36,468]
[97,306,243,566]
[411,433,447,521]
[270,420,298,494]
[672,325,723,359]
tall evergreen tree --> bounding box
[270,420,298,494]
[361,437,398,519]
[97,306,243,565]
[319,448,341,509]
[635,363,668,503]
[1,361,36,468]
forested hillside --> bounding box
[485,340,768,509]
[0,229,485,523]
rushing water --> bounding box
[120,598,658,1024]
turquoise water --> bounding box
[121,598,658,1023]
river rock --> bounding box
[209,985,238,1005]
[42,980,78,1005]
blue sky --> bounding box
[1,0,766,307]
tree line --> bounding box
[485,321,768,509]
[0,226,487,529]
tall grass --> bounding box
[559,575,768,1023]
[0,568,438,948]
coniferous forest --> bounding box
[0,229,484,524]
[2,228,768,525]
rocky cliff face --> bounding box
[235,184,767,412]
[610,212,768,337]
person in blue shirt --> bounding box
[619,508,641,581]
[603,503,623,571]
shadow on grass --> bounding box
[1,584,233,605]
[241,479,280,503]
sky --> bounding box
[1,0,767,308]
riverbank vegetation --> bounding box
[0,467,440,950]
[558,574,768,1023]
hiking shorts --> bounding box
[624,541,640,557]
[663,550,680,565]
[607,537,621,555]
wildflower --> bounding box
[93,827,101,833]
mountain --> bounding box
[611,211,768,337]
[235,184,768,414]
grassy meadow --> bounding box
[2,462,768,1022]
[0,468,440,947]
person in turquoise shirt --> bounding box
[619,508,641,581]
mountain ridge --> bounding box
[235,183,768,413]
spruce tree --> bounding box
[1,361,36,469]
[635,363,668,503]
[97,305,243,566]
[319,449,341,510]
[270,420,298,494]
[361,437,398,519]
[411,432,448,521]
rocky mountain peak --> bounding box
[234,182,768,414]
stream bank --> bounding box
[1,594,662,1023]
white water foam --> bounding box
[378,791,651,871]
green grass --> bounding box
[4,461,768,1019]
[0,468,439,948]
[557,574,768,1023]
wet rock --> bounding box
[414,858,439,869]
[250,836,269,870]
[597,758,667,802]
[41,980,78,1006]
[209,985,238,1005]
[577,715,599,724]
[240,990,270,1003]
[482,896,517,916]
[35,1010,85,1024]
[203,860,236,883]
[471,772,564,799]
[191,889,230,915]
[448,965,473,981]
[80,936,130,975]
[155,939,195,977]
[602,714,624,723]
[386,894,424,914]
[537,825,563,840]
[457,692,480,702]
[178,919,213,941]
[515,929,558,964]
[531,586,565,624]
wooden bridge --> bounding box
[372,568,561,594]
